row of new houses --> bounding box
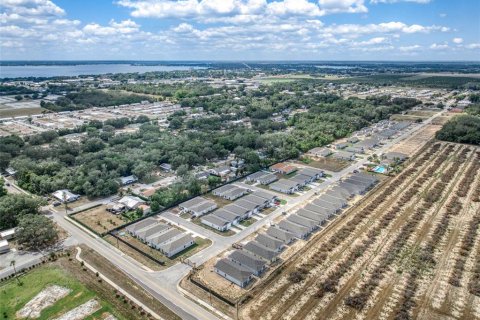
[268,167,324,194]
[201,190,278,232]
[214,172,379,287]
[126,218,195,257]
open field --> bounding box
[298,157,351,172]
[388,124,442,155]
[235,141,480,320]
[0,107,47,118]
[0,264,124,320]
[74,205,126,234]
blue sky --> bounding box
[1,0,479,60]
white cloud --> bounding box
[430,43,448,50]
[465,43,480,49]
[371,0,431,4]
[398,44,421,51]
[452,37,463,44]
[0,0,65,16]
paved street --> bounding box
[0,110,445,320]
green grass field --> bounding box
[0,266,123,320]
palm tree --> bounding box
[10,260,20,285]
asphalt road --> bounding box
[0,109,445,320]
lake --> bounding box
[0,64,206,79]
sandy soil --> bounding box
[75,205,125,234]
[54,299,100,320]
[16,285,72,319]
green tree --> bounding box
[0,178,6,197]
[0,194,43,229]
[16,214,59,250]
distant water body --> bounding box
[0,64,206,79]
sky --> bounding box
[0,0,479,61]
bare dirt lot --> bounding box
[74,205,126,234]
[235,142,480,320]
[388,124,442,155]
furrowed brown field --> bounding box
[238,141,480,320]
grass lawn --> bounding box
[239,218,255,227]
[0,266,123,320]
[191,218,236,236]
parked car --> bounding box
[53,201,62,207]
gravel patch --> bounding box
[16,285,72,319]
[54,299,100,320]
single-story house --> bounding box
[215,258,253,288]
[5,167,17,176]
[251,190,278,206]
[221,187,249,201]
[289,174,314,187]
[243,241,279,263]
[383,152,408,162]
[120,175,138,186]
[391,121,411,131]
[209,166,231,177]
[313,198,342,213]
[190,201,218,218]
[287,214,318,232]
[158,234,195,258]
[234,199,260,214]
[242,194,269,210]
[356,138,380,149]
[214,209,241,224]
[0,239,9,254]
[223,204,251,220]
[308,147,332,158]
[345,146,365,154]
[297,168,324,180]
[107,203,127,214]
[318,194,347,208]
[332,151,356,161]
[159,163,172,172]
[118,196,146,210]
[136,223,170,241]
[147,228,180,247]
[52,190,80,203]
[297,208,328,225]
[0,228,16,240]
[195,171,210,180]
[335,142,349,150]
[378,129,397,139]
[347,137,359,144]
[125,218,157,236]
[269,179,300,194]
[255,234,284,252]
[179,197,217,217]
[212,184,236,197]
[257,173,278,185]
[270,163,297,175]
[278,220,310,239]
[201,215,231,232]
[229,250,267,276]
[304,203,335,217]
[246,171,268,183]
[266,226,296,244]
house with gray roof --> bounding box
[148,229,182,248]
[278,220,310,239]
[383,152,408,162]
[246,172,278,185]
[125,218,157,235]
[290,174,314,186]
[243,241,279,263]
[246,171,268,182]
[235,199,260,213]
[269,179,300,194]
[255,234,284,252]
[329,186,352,199]
[144,224,172,243]
[325,190,348,202]
[297,167,324,180]
[201,215,231,232]
[224,204,251,219]
[318,194,347,208]
[332,151,356,161]
[312,199,341,212]
[252,190,278,206]
[158,234,195,257]
[219,186,249,201]
[287,214,318,231]
[357,138,380,149]
[135,223,170,241]
[347,136,359,144]
[212,184,236,197]
[335,142,349,150]
[214,259,253,288]
[297,208,328,225]
[242,194,269,209]
[214,209,241,224]
[345,146,365,154]
[190,201,218,217]
[266,226,296,244]
[304,203,334,217]
[308,147,332,158]
[229,250,267,276]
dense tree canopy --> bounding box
[16,214,58,250]
[0,194,44,229]
[436,115,480,145]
